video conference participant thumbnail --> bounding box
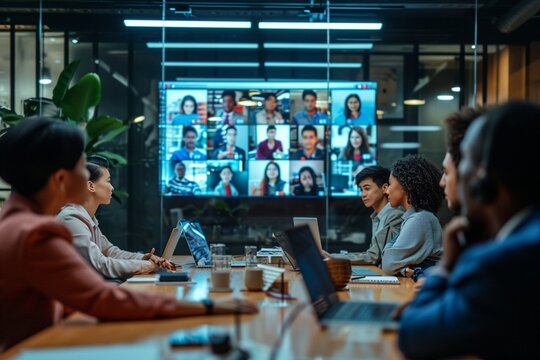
[169,125,207,162]
[206,161,247,197]
[249,160,290,196]
[166,89,207,125]
[252,125,290,160]
[165,161,206,196]
[331,89,376,126]
[290,160,325,196]
[211,90,246,148]
[291,89,329,125]
[211,125,248,170]
[330,125,376,164]
[291,125,325,160]
[250,91,289,124]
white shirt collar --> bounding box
[495,206,534,242]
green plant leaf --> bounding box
[52,60,80,107]
[86,125,128,152]
[86,115,124,139]
[91,150,127,167]
[61,73,101,123]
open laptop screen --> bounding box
[179,220,211,266]
[284,225,339,319]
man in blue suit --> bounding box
[398,101,540,359]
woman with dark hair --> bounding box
[339,126,372,162]
[344,93,361,122]
[213,166,239,197]
[172,95,200,125]
[252,161,287,196]
[381,155,444,276]
[0,118,256,352]
[58,155,173,280]
[293,166,320,196]
[255,93,284,124]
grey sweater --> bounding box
[381,208,443,276]
[57,204,154,279]
[348,203,404,265]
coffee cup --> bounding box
[211,270,230,289]
[244,268,263,291]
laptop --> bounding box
[272,231,299,270]
[284,225,399,329]
[291,217,374,276]
[179,220,246,268]
[161,227,182,262]
[292,217,323,251]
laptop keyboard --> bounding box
[326,301,396,322]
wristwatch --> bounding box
[201,298,214,315]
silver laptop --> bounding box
[284,225,399,329]
[161,227,182,261]
[180,220,246,268]
[292,217,323,251]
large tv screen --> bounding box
[159,81,377,197]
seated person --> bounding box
[252,161,287,196]
[337,166,403,265]
[256,125,284,160]
[291,125,324,160]
[58,156,172,280]
[170,125,206,162]
[292,89,328,125]
[338,126,373,162]
[171,95,200,125]
[166,162,202,196]
[214,166,239,197]
[211,125,246,168]
[382,155,444,276]
[255,93,285,124]
[292,166,321,196]
[0,118,257,351]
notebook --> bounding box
[350,276,400,284]
[284,225,399,329]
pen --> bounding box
[350,276,366,280]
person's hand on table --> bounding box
[143,247,176,270]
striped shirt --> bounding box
[167,176,201,196]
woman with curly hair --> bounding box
[381,155,444,276]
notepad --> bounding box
[349,276,400,284]
[126,276,157,283]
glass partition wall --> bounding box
[1,1,538,255]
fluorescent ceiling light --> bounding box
[264,42,373,50]
[163,61,259,67]
[147,42,258,49]
[380,142,421,149]
[451,86,461,92]
[124,20,251,29]
[403,99,426,105]
[259,22,382,30]
[390,125,442,132]
[437,95,454,101]
[38,78,52,85]
[265,62,361,68]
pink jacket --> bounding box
[0,193,178,352]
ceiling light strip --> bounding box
[124,20,251,29]
[258,22,382,30]
[147,42,258,49]
[162,61,259,67]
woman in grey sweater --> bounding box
[382,155,444,276]
[58,156,174,280]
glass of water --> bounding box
[244,245,258,267]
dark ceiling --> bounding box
[0,1,539,44]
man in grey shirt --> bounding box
[338,166,403,265]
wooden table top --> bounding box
[2,256,416,360]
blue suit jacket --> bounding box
[399,208,540,359]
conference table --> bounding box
[1,256,416,360]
